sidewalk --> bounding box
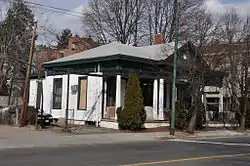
[155,129,247,140]
[0,126,248,149]
[0,126,159,149]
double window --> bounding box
[78,77,87,110]
[53,78,62,109]
[52,77,88,110]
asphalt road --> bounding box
[0,137,250,166]
[203,136,250,144]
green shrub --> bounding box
[117,73,146,131]
[246,110,250,129]
[245,102,250,129]
[237,99,250,128]
[195,104,206,130]
[116,107,126,130]
[174,101,205,130]
[175,101,188,130]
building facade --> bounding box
[29,41,224,129]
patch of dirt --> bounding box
[121,126,239,133]
[45,125,121,135]
[122,126,172,133]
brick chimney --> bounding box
[59,50,64,58]
[154,33,164,44]
[68,37,76,50]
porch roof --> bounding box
[44,42,182,67]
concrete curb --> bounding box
[154,133,248,141]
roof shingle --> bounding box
[45,42,182,65]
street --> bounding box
[0,137,250,166]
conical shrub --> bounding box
[117,73,146,130]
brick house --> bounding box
[35,36,100,72]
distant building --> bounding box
[35,36,100,72]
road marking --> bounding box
[170,139,250,147]
[121,153,250,166]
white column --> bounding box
[62,75,68,117]
[103,79,107,118]
[219,88,224,113]
[158,79,164,120]
[153,79,158,120]
[115,75,122,119]
[166,83,171,109]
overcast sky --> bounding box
[23,0,250,44]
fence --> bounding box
[0,111,16,125]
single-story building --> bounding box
[28,41,225,129]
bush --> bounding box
[195,104,206,130]
[0,112,4,124]
[175,102,188,130]
[117,73,146,131]
[116,107,125,129]
[174,101,206,131]
[245,102,250,129]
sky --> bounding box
[206,0,250,15]
[34,0,250,41]
[2,0,248,44]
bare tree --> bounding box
[173,4,218,132]
[214,10,250,131]
[186,8,216,48]
[82,0,207,46]
[0,0,35,97]
[82,0,148,45]
[239,16,250,129]
[144,0,204,45]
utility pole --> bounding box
[170,0,180,135]
[63,68,71,133]
[20,21,38,126]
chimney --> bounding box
[154,33,164,44]
[59,50,64,58]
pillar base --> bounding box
[170,128,175,135]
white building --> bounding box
[29,42,225,129]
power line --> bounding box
[23,0,82,15]
[0,0,83,18]
[28,4,82,17]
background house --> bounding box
[202,39,250,123]
[35,36,100,72]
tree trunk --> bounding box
[188,84,198,134]
[240,115,245,132]
[188,111,197,134]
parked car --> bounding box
[37,112,54,126]
[6,106,53,126]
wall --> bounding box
[29,79,38,107]
[28,73,103,123]
[29,74,170,124]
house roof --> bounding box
[140,42,177,60]
[44,42,182,66]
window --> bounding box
[78,77,87,110]
[36,81,42,109]
[53,78,62,109]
